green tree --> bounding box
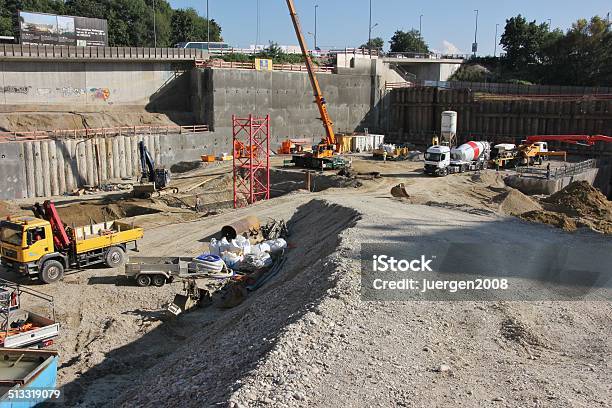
[360,37,384,51]
[540,16,612,86]
[389,30,429,53]
[500,15,549,71]
[170,7,221,45]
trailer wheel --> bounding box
[105,247,125,268]
[136,274,151,287]
[152,274,166,287]
[40,260,64,284]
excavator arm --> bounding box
[285,0,336,148]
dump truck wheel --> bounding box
[152,274,166,287]
[105,247,125,268]
[136,274,151,287]
[40,260,64,284]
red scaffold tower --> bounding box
[232,114,271,209]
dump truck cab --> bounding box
[0,218,58,275]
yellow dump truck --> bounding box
[0,201,143,284]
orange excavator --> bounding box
[284,0,347,170]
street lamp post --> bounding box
[419,14,423,54]
[314,4,318,50]
[207,0,210,45]
[473,9,479,57]
[153,0,157,47]
[494,23,499,57]
[368,0,372,56]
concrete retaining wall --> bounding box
[0,132,231,199]
[504,168,600,195]
[191,68,380,146]
[0,60,191,108]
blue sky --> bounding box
[169,0,611,55]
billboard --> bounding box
[19,11,108,47]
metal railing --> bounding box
[197,59,334,73]
[385,52,469,60]
[385,81,414,90]
[0,124,209,143]
[0,44,207,61]
[408,80,612,96]
[516,159,597,179]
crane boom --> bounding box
[285,0,336,146]
[526,135,612,146]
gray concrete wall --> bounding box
[191,68,379,146]
[0,132,230,199]
[0,60,191,109]
[504,168,600,196]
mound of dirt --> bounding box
[520,210,577,232]
[470,171,506,189]
[55,201,161,225]
[0,201,12,218]
[492,188,542,216]
[543,181,612,219]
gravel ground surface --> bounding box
[2,157,610,407]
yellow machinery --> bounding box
[0,201,143,284]
[373,145,410,161]
[286,0,347,170]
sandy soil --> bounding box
[1,156,610,407]
[0,111,194,132]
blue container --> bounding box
[0,348,59,407]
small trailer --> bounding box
[0,279,59,349]
[125,257,193,287]
[0,348,59,407]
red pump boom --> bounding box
[525,135,612,146]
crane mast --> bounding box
[285,0,336,148]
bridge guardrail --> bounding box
[0,125,209,143]
[0,44,207,61]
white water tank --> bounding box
[441,111,457,133]
[441,111,458,146]
[451,141,490,162]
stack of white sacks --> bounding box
[209,236,287,272]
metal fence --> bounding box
[515,159,597,179]
[0,44,207,61]
[0,125,209,143]
[416,80,612,96]
[198,59,334,73]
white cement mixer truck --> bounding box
[424,141,491,176]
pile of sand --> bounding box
[470,171,506,189]
[543,181,612,219]
[492,188,543,216]
[520,210,577,232]
[520,181,612,234]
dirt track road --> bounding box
[2,159,610,407]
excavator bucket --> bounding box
[167,294,195,316]
[391,183,410,199]
[133,182,156,198]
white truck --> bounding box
[0,279,59,349]
[424,141,491,176]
